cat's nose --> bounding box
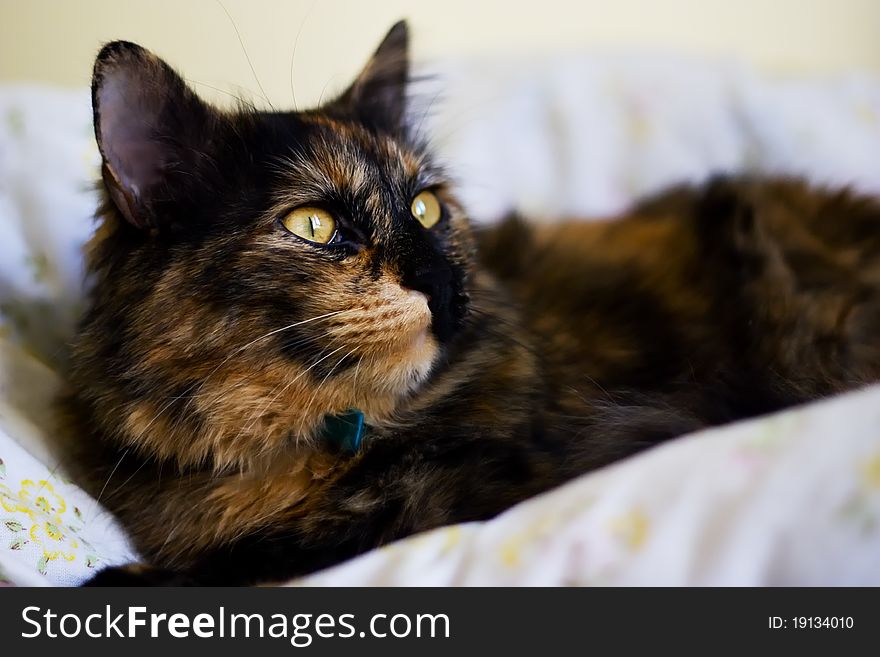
[400,262,463,342]
[401,264,447,302]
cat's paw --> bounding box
[83,563,199,586]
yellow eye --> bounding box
[281,207,337,244]
[411,190,442,229]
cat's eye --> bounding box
[281,207,337,244]
[411,190,442,229]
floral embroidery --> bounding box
[0,477,101,575]
[609,509,650,551]
[862,453,880,490]
[836,451,880,535]
[498,497,596,568]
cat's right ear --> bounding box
[328,21,410,136]
[91,41,217,230]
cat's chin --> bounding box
[385,327,439,391]
[406,325,431,358]
[355,327,439,405]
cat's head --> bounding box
[77,22,474,469]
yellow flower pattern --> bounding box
[609,509,650,551]
[837,451,880,535]
[0,469,100,576]
[862,453,880,490]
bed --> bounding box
[1,53,879,586]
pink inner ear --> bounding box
[98,71,166,201]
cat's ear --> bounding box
[330,20,409,135]
[91,41,217,230]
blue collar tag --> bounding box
[320,410,366,453]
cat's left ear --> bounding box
[329,20,409,135]
[91,41,219,230]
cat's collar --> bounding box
[319,410,367,453]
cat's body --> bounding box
[61,23,880,585]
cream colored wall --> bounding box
[2,0,879,108]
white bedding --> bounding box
[1,53,879,586]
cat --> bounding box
[58,21,880,585]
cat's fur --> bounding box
[59,22,880,585]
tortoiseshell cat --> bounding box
[61,22,880,585]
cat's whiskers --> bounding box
[215,0,273,109]
[193,330,340,409]
[229,343,351,456]
[211,322,360,406]
[351,352,364,398]
[157,522,182,564]
[188,326,358,457]
[133,310,350,453]
[409,87,445,146]
[221,310,349,368]
[288,0,318,110]
[91,448,130,519]
[189,79,255,105]
[297,347,359,442]
[317,76,339,106]
[173,309,348,404]
[107,451,155,500]
[580,375,616,404]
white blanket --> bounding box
[1,53,879,586]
